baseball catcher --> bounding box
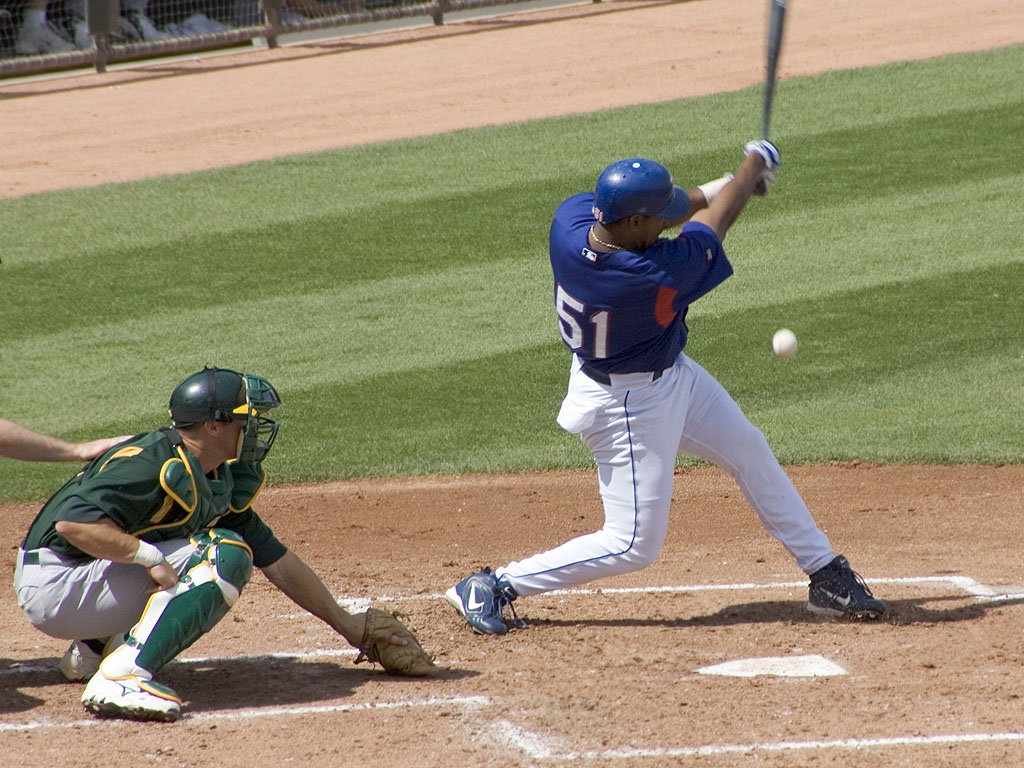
[13,366,435,723]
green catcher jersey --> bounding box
[22,428,286,567]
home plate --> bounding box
[696,655,847,678]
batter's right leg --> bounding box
[496,380,685,597]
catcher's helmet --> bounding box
[592,158,691,225]
[168,367,281,463]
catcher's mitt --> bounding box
[355,608,438,677]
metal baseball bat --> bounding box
[760,0,788,140]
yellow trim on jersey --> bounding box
[148,496,175,525]
[136,446,200,536]
[97,446,144,473]
[226,458,267,514]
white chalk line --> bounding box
[276,574,1024,617]
[489,720,1024,760]
[5,574,1016,678]
[5,573,1022,755]
[0,694,489,734]
[0,647,357,678]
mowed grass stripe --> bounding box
[1,46,1022,500]
[2,45,1019,265]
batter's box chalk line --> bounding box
[313,574,1024,609]
[485,720,1024,761]
[0,695,490,733]
[270,574,1024,620]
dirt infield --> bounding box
[2,0,1024,765]
[3,466,1024,766]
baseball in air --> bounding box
[772,328,798,358]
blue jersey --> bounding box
[549,192,733,374]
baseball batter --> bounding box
[13,367,428,722]
[447,142,885,634]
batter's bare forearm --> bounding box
[659,187,709,230]
[692,154,764,239]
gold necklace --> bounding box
[589,227,621,251]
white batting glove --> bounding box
[744,139,781,170]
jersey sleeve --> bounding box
[72,447,176,532]
[654,222,733,306]
[216,509,288,568]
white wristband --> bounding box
[697,173,734,205]
[132,540,164,567]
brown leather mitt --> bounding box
[355,607,438,677]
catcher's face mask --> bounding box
[233,373,281,464]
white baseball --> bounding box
[772,328,798,358]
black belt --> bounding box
[580,364,664,385]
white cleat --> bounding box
[82,671,181,722]
[59,641,103,682]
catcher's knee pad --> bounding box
[126,531,253,674]
[184,528,254,606]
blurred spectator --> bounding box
[123,0,169,39]
[67,0,168,47]
[13,0,75,54]
[148,0,232,35]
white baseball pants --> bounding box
[495,353,834,597]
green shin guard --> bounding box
[108,529,254,677]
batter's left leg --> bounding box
[675,357,834,575]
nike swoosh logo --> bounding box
[467,584,484,611]
[829,592,852,607]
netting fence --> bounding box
[0,0,597,76]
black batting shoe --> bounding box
[808,555,885,620]
[445,567,520,635]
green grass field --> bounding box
[1,45,1021,501]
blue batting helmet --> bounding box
[592,158,691,224]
